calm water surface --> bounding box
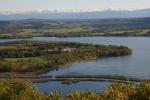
[32,37,150,79]
[1,37,150,93]
[33,81,110,94]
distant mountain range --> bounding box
[0,8,150,20]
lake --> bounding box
[32,37,150,79]
[33,81,110,94]
[1,37,150,93]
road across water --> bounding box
[0,75,149,83]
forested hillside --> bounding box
[0,17,150,38]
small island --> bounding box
[0,40,132,76]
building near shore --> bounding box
[54,47,76,52]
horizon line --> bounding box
[1,7,150,14]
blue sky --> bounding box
[0,0,150,12]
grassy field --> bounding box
[4,57,48,64]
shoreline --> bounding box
[0,74,149,83]
[1,35,150,40]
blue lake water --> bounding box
[32,37,150,79]
[1,36,150,93]
[33,81,110,94]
